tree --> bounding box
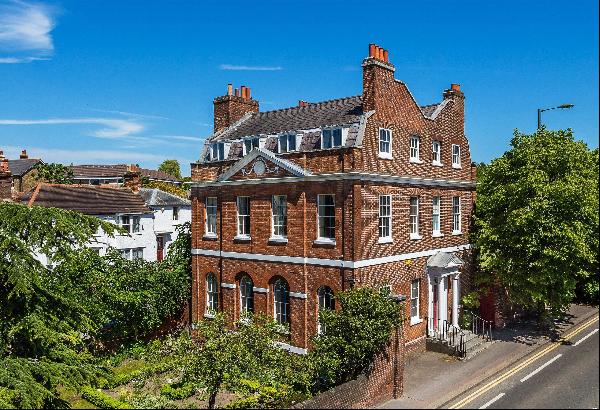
[33,163,74,184]
[475,128,599,320]
[158,160,182,180]
[141,179,188,199]
[311,287,403,390]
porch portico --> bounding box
[427,252,464,333]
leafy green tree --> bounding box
[475,128,599,320]
[33,163,74,184]
[142,180,189,199]
[310,287,403,390]
[158,160,182,180]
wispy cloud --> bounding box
[219,64,282,71]
[89,108,169,121]
[0,0,56,63]
[0,117,145,138]
[159,135,204,142]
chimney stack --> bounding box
[298,100,308,107]
[362,43,395,112]
[123,164,141,193]
[20,150,28,159]
[0,158,12,202]
[213,83,260,133]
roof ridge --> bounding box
[255,95,362,116]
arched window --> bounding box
[318,286,335,311]
[273,278,290,325]
[240,275,254,314]
[317,286,335,334]
[206,273,218,314]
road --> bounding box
[445,315,599,409]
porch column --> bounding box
[437,277,444,329]
[452,273,460,327]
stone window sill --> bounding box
[234,235,252,242]
[203,233,218,240]
[409,158,424,164]
[378,237,393,244]
[378,153,393,160]
[204,313,216,319]
[410,233,423,240]
[452,164,462,169]
[410,317,423,326]
[452,230,463,236]
[432,161,443,167]
[268,236,288,244]
[314,238,336,246]
[432,232,444,238]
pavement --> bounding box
[379,304,599,409]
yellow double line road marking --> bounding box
[448,314,599,409]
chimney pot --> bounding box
[299,100,308,107]
[246,87,251,100]
[383,49,389,62]
[369,43,376,57]
[227,84,233,96]
[451,83,461,91]
[20,150,28,159]
[235,88,240,97]
[0,158,8,173]
[240,86,246,99]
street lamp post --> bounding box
[537,104,574,129]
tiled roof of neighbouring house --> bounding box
[211,95,365,141]
[139,188,190,207]
[8,159,42,177]
[21,184,151,215]
[70,164,181,183]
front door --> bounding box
[156,235,164,261]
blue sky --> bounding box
[1,0,598,175]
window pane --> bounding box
[453,197,461,231]
[237,197,250,236]
[333,129,342,147]
[288,135,296,151]
[318,286,335,310]
[272,195,287,237]
[240,275,254,313]
[432,197,441,232]
[318,194,335,239]
[132,216,140,233]
[279,135,288,153]
[274,279,289,324]
[379,195,392,238]
[410,197,419,234]
[322,130,332,149]
[206,197,217,235]
[206,273,218,313]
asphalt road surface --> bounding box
[445,315,599,409]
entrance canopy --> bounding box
[427,251,464,269]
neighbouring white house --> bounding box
[19,181,191,263]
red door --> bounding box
[156,236,164,261]
[433,284,438,330]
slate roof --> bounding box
[211,96,364,141]
[420,104,440,118]
[70,165,181,183]
[139,188,190,207]
[8,159,42,177]
[21,184,151,215]
[427,252,464,268]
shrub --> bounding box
[81,387,131,409]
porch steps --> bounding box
[426,329,495,360]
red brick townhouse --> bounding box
[190,44,477,354]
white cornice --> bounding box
[191,244,471,269]
[192,171,476,189]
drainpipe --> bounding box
[452,273,460,327]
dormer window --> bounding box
[278,134,297,153]
[243,137,260,155]
[322,128,342,149]
[209,142,225,161]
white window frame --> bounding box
[409,197,422,240]
[240,275,254,315]
[236,196,251,239]
[131,248,144,260]
[410,136,423,163]
[321,128,343,149]
[452,196,462,234]
[273,279,290,326]
[243,137,261,155]
[278,134,297,153]
[271,195,287,240]
[432,140,442,166]
[205,197,218,238]
[316,194,336,244]
[378,194,392,243]
[432,196,442,237]
[172,206,179,221]
[410,279,422,325]
[452,144,461,168]
[119,215,141,234]
[317,286,335,334]
[210,142,225,161]
[206,273,219,316]
[378,128,392,159]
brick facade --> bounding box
[190,44,476,353]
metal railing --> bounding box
[426,317,466,358]
[470,312,493,341]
